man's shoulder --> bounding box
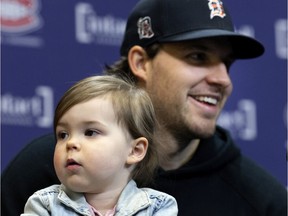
[225,155,286,191]
[2,133,56,174]
[220,154,287,215]
[25,133,55,149]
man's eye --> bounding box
[84,129,99,137]
[186,52,207,63]
[57,131,68,140]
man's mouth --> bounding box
[193,96,218,105]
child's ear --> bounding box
[126,137,148,165]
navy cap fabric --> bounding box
[120,0,265,59]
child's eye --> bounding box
[57,131,69,140]
[84,129,99,137]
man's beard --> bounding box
[163,116,216,150]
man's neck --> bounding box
[155,130,200,171]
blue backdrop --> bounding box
[1,0,287,186]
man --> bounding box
[2,0,287,215]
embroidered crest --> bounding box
[137,16,154,39]
[208,0,226,19]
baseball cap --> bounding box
[120,0,264,59]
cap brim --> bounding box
[159,29,265,59]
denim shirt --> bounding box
[21,180,178,216]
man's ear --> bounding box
[128,45,149,82]
[126,137,148,165]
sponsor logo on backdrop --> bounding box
[1,86,54,128]
[218,99,257,141]
[0,0,43,47]
[75,2,126,45]
[236,25,256,39]
[275,19,287,59]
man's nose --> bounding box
[206,62,232,88]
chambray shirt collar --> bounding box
[58,184,92,216]
[57,180,151,216]
[116,180,151,215]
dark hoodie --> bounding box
[153,126,287,216]
[1,127,287,216]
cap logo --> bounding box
[137,16,154,39]
[208,0,226,19]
